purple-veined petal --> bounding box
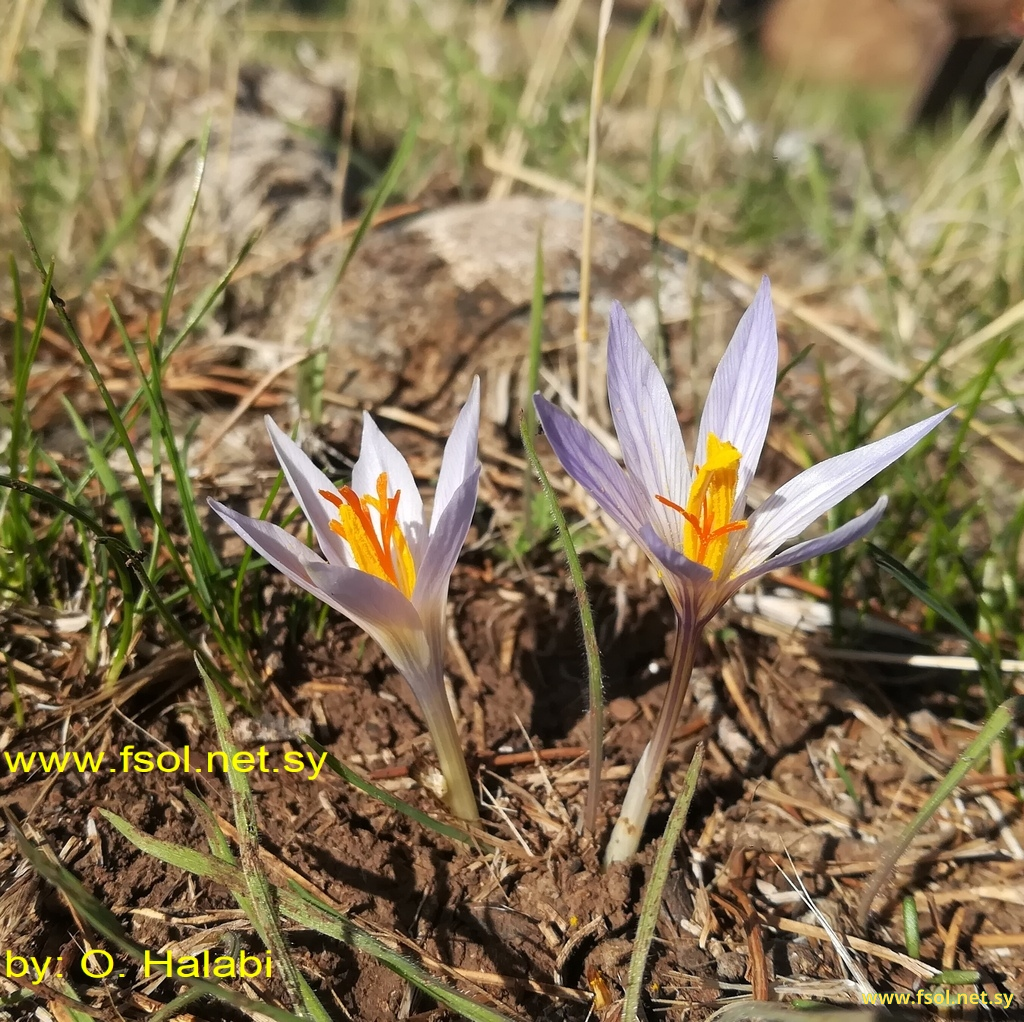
[351,412,426,558]
[729,497,887,590]
[413,469,480,670]
[534,394,652,549]
[209,498,327,592]
[431,377,480,534]
[735,407,953,576]
[694,276,778,515]
[415,469,480,614]
[606,301,690,544]
[305,560,428,678]
[264,417,350,566]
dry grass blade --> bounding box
[488,0,584,199]
[575,0,615,430]
[777,856,873,998]
[772,917,938,980]
[856,696,1024,927]
[481,153,1021,463]
[197,347,319,466]
[708,1006,878,1022]
[0,0,40,85]
[939,294,1024,367]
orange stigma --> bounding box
[319,472,416,597]
[655,434,747,578]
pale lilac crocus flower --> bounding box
[534,279,953,864]
[210,380,482,822]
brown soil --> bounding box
[3,502,1024,1021]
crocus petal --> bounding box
[351,412,425,555]
[736,407,953,576]
[305,560,428,679]
[534,394,652,549]
[431,377,481,534]
[694,276,778,514]
[264,417,350,566]
[729,497,887,590]
[415,469,480,614]
[413,469,480,669]
[606,302,690,544]
[209,499,327,592]
[639,524,715,585]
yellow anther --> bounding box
[656,434,748,578]
[319,472,416,597]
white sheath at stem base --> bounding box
[603,619,698,866]
[418,680,480,823]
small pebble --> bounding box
[607,697,638,723]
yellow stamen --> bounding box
[656,433,747,578]
[319,472,416,597]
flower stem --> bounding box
[418,688,481,824]
[604,613,698,866]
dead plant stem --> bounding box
[575,0,614,432]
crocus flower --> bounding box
[209,380,482,822]
[534,279,952,863]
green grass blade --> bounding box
[856,696,1024,927]
[902,895,920,958]
[4,809,309,1022]
[0,474,140,602]
[180,785,338,1022]
[521,416,605,833]
[164,232,259,355]
[288,885,520,1022]
[868,543,980,652]
[17,220,195,591]
[100,810,239,882]
[155,127,210,352]
[83,137,196,286]
[98,809,519,1022]
[299,118,420,422]
[109,301,220,611]
[929,969,981,985]
[869,542,1006,716]
[623,742,704,1022]
[198,656,332,1022]
[8,257,49,479]
[146,990,208,1022]
[1,256,51,595]
[302,735,479,847]
[59,395,143,549]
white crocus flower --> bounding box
[210,380,482,822]
[534,280,953,863]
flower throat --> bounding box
[320,472,416,597]
[656,434,748,578]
